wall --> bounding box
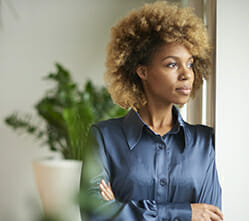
[216,0,249,220]
[0,1,154,220]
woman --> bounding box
[85,1,223,221]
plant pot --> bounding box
[33,159,82,221]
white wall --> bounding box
[0,1,154,220]
[216,0,249,220]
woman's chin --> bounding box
[174,98,190,105]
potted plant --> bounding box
[4,63,127,221]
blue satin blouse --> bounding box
[86,105,222,221]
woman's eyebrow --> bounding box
[161,56,194,61]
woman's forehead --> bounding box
[154,42,193,60]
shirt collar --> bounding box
[122,105,189,150]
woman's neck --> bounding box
[138,102,174,136]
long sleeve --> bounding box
[197,130,222,210]
[82,125,192,221]
[83,125,157,220]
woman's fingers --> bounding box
[104,180,115,198]
[209,204,224,220]
[100,190,110,201]
[107,181,115,199]
[99,179,115,201]
[191,203,224,221]
[99,183,113,200]
[207,209,223,221]
[100,180,115,199]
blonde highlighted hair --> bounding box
[104,1,211,111]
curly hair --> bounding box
[104,1,211,111]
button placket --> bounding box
[156,139,169,202]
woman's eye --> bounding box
[187,62,194,68]
[167,63,177,68]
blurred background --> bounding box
[0,0,248,220]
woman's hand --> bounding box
[99,179,115,201]
[191,203,224,221]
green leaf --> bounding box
[4,63,128,160]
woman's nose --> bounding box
[178,65,193,80]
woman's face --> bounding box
[137,42,195,106]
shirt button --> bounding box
[160,178,167,186]
[173,218,181,221]
[158,143,166,150]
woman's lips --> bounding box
[176,87,192,95]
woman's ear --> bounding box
[136,65,148,80]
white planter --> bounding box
[33,159,82,221]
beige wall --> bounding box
[216,0,249,220]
